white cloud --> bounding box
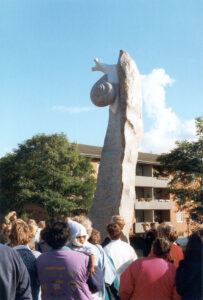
[52,106,94,113]
[140,69,196,154]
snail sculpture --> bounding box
[88,50,143,241]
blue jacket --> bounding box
[14,246,40,300]
[0,244,32,300]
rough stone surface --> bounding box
[88,50,143,241]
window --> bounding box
[135,210,144,222]
[136,165,143,176]
[176,212,183,223]
[136,187,144,200]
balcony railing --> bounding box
[135,198,172,209]
[137,197,170,201]
[135,176,170,188]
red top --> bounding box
[149,242,184,268]
[119,256,180,300]
[169,243,184,268]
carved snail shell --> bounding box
[90,75,116,107]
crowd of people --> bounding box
[0,211,202,300]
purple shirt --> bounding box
[37,249,93,300]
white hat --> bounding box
[68,220,88,247]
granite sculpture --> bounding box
[88,50,143,240]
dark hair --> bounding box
[169,228,178,243]
[185,228,203,262]
[153,237,171,258]
[88,229,101,245]
[106,223,121,240]
[157,223,171,241]
[41,218,69,249]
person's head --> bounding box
[28,219,37,226]
[9,219,32,246]
[72,215,93,237]
[185,228,203,262]
[142,223,149,232]
[76,236,86,244]
[28,224,38,236]
[106,223,122,240]
[88,229,101,245]
[169,227,178,243]
[152,237,171,259]
[157,223,171,241]
[150,222,156,230]
[5,211,17,225]
[38,221,46,229]
[68,220,88,247]
[9,212,17,222]
[41,218,69,249]
[110,215,125,230]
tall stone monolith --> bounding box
[88,50,143,241]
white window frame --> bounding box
[176,212,183,223]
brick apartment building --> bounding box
[78,144,192,238]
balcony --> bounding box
[135,175,170,188]
[135,198,172,210]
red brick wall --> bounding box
[170,195,192,237]
[90,159,100,179]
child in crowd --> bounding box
[88,229,101,245]
[67,220,95,275]
[72,215,93,237]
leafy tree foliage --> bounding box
[158,117,203,222]
[0,133,96,217]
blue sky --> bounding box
[0,0,202,157]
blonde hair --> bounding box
[29,224,38,236]
[9,219,32,246]
[110,215,125,230]
[4,211,16,225]
[28,219,37,226]
[38,221,45,228]
[72,215,93,237]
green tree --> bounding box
[0,133,96,217]
[158,117,203,222]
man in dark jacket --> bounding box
[0,244,32,300]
